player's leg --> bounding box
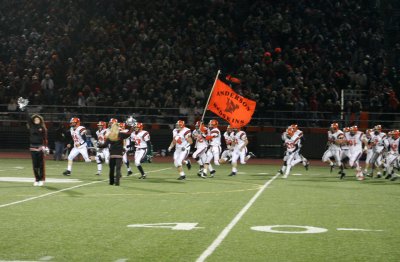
[115,158,123,186]
[135,148,147,179]
[63,147,79,175]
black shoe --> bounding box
[197,169,203,177]
[339,171,346,179]
[177,175,186,180]
[228,172,237,176]
[390,176,398,181]
[330,164,334,173]
[278,170,283,175]
[95,173,101,176]
[200,173,207,179]
[366,172,373,178]
[385,174,392,179]
[304,161,309,171]
[247,152,256,158]
[146,155,153,163]
[376,174,382,179]
[109,182,114,185]
[186,160,191,170]
[127,170,133,176]
[210,170,216,178]
[138,174,146,179]
[63,170,71,176]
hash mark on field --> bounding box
[196,173,280,262]
[0,168,171,209]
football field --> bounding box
[0,158,399,262]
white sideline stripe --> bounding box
[0,168,171,209]
[196,173,280,262]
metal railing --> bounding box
[0,104,399,129]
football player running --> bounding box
[203,119,221,177]
[281,127,304,178]
[322,122,346,178]
[168,120,193,180]
[63,117,91,176]
[385,130,400,181]
[228,127,254,176]
[94,121,109,176]
[192,121,209,178]
[344,126,368,180]
[367,125,387,178]
[130,122,152,179]
[219,125,235,164]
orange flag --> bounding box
[207,79,256,128]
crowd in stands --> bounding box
[0,0,399,127]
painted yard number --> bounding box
[127,223,382,233]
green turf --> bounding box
[0,159,399,262]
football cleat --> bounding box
[210,170,216,178]
[304,161,310,171]
[200,173,207,179]
[339,171,346,179]
[177,175,186,180]
[376,173,382,179]
[385,173,392,179]
[38,181,44,186]
[228,172,237,176]
[390,176,398,181]
[95,172,101,176]
[186,160,192,170]
[330,164,334,173]
[63,170,71,176]
[33,181,39,186]
[127,170,133,176]
[138,174,146,179]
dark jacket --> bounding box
[100,132,131,157]
[28,114,48,148]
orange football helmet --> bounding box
[176,120,185,130]
[330,122,339,132]
[290,124,298,132]
[286,127,295,138]
[70,117,80,127]
[343,127,350,132]
[209,119,218,128]
[97,121,106,129]
[135,122,143,131]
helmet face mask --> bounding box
[176,120,185,130]
[330,123,339,132]
[134,122,143,132]
[70,117,80,127]
[350,126,358,135]
[208,119,218,128]
[97,121,106,130]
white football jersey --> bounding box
[70,126,87,145]
[344,131,365,151]
[131,130,150,148]
[388,137,400,154]
[96,129,108,145]
[224,131,234,149]
[208,127,221,146]
[327,130,344,150]
[192,129,208,149]
[370,132,387,152]
[233,130,247,150]
[172,127,191,149]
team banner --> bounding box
[207,79,256,128]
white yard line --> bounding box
[0,168,171,209]
[196,173,280,262]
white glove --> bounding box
[168,147,172,152]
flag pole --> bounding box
[201,70,221,122]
